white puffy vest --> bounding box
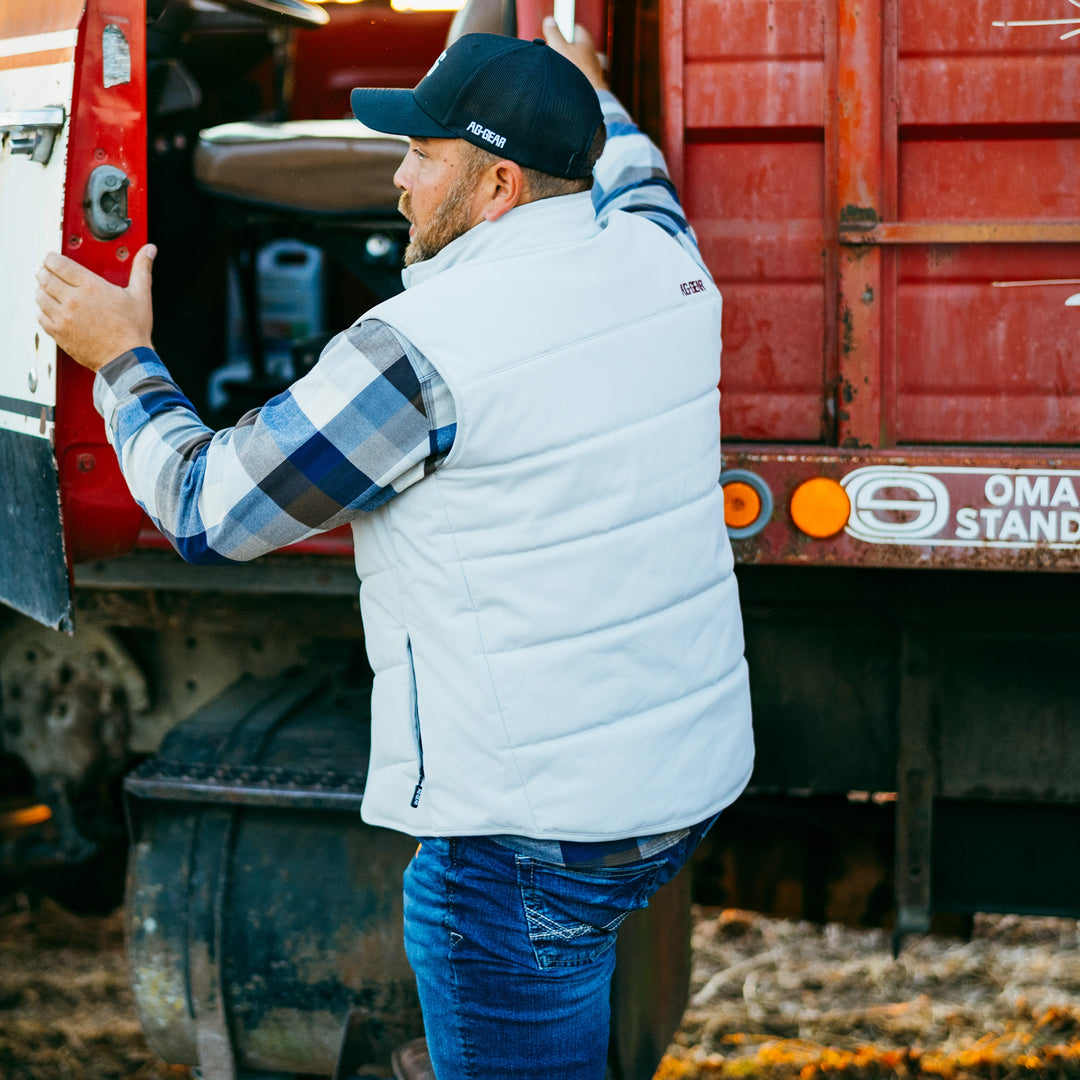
[351,192,753,840]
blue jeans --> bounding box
[401,819,714,1080]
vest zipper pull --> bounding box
[411,777,424,808]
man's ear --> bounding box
[479,158,526,222]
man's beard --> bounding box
[399,168,478,267]
[399,178,474,266]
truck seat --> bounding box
[194,119,407,214]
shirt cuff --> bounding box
[92,346,170,424]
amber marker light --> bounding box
[724,482,761,529]
[720,470,773,539]
[790,476,851,538]
[0,803,53,830]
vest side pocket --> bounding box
[406,637,425,808]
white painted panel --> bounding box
[0,29,79,59]
[0,57,76,441]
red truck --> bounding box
[1,0,1078,1075]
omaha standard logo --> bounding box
[841,466,1080,548]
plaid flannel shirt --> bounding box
[94,92,713,863]
[94,92,707,563]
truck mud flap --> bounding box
[0,426,71,631]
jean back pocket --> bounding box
[516,857,664,970]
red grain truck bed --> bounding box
[663,0,1080,570]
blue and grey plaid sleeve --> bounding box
[92,98,693,568]
[93,319,456,564]
[592,90,708,275]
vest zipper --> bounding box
[407,638,424,808]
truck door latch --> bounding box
[84,165,132,240]
[0,107,66,165]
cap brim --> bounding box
[350,87,454,139]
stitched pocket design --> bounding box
[516,857,663,969]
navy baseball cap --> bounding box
[350,33,603,180]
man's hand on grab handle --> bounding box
[36,244,157,373]
[542,17,608,91]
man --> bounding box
[36,23,753,1080]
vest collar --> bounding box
[401,190,599,290]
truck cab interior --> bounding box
[144,0,484,424]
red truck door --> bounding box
[0,0,147,631]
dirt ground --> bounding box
[0,893,184,1080]
[665,908,1080,1079]
[1,893,1079,1080]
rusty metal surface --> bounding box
[723,445,1080,571]
[658,0,685,194]
[124,758,367,811]
[125,675,424,1076]
[663,0,1080,455]
[842,222,1080,243]
[835,0,885,449]
[662,0,828,444]
[75,545,360,596]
